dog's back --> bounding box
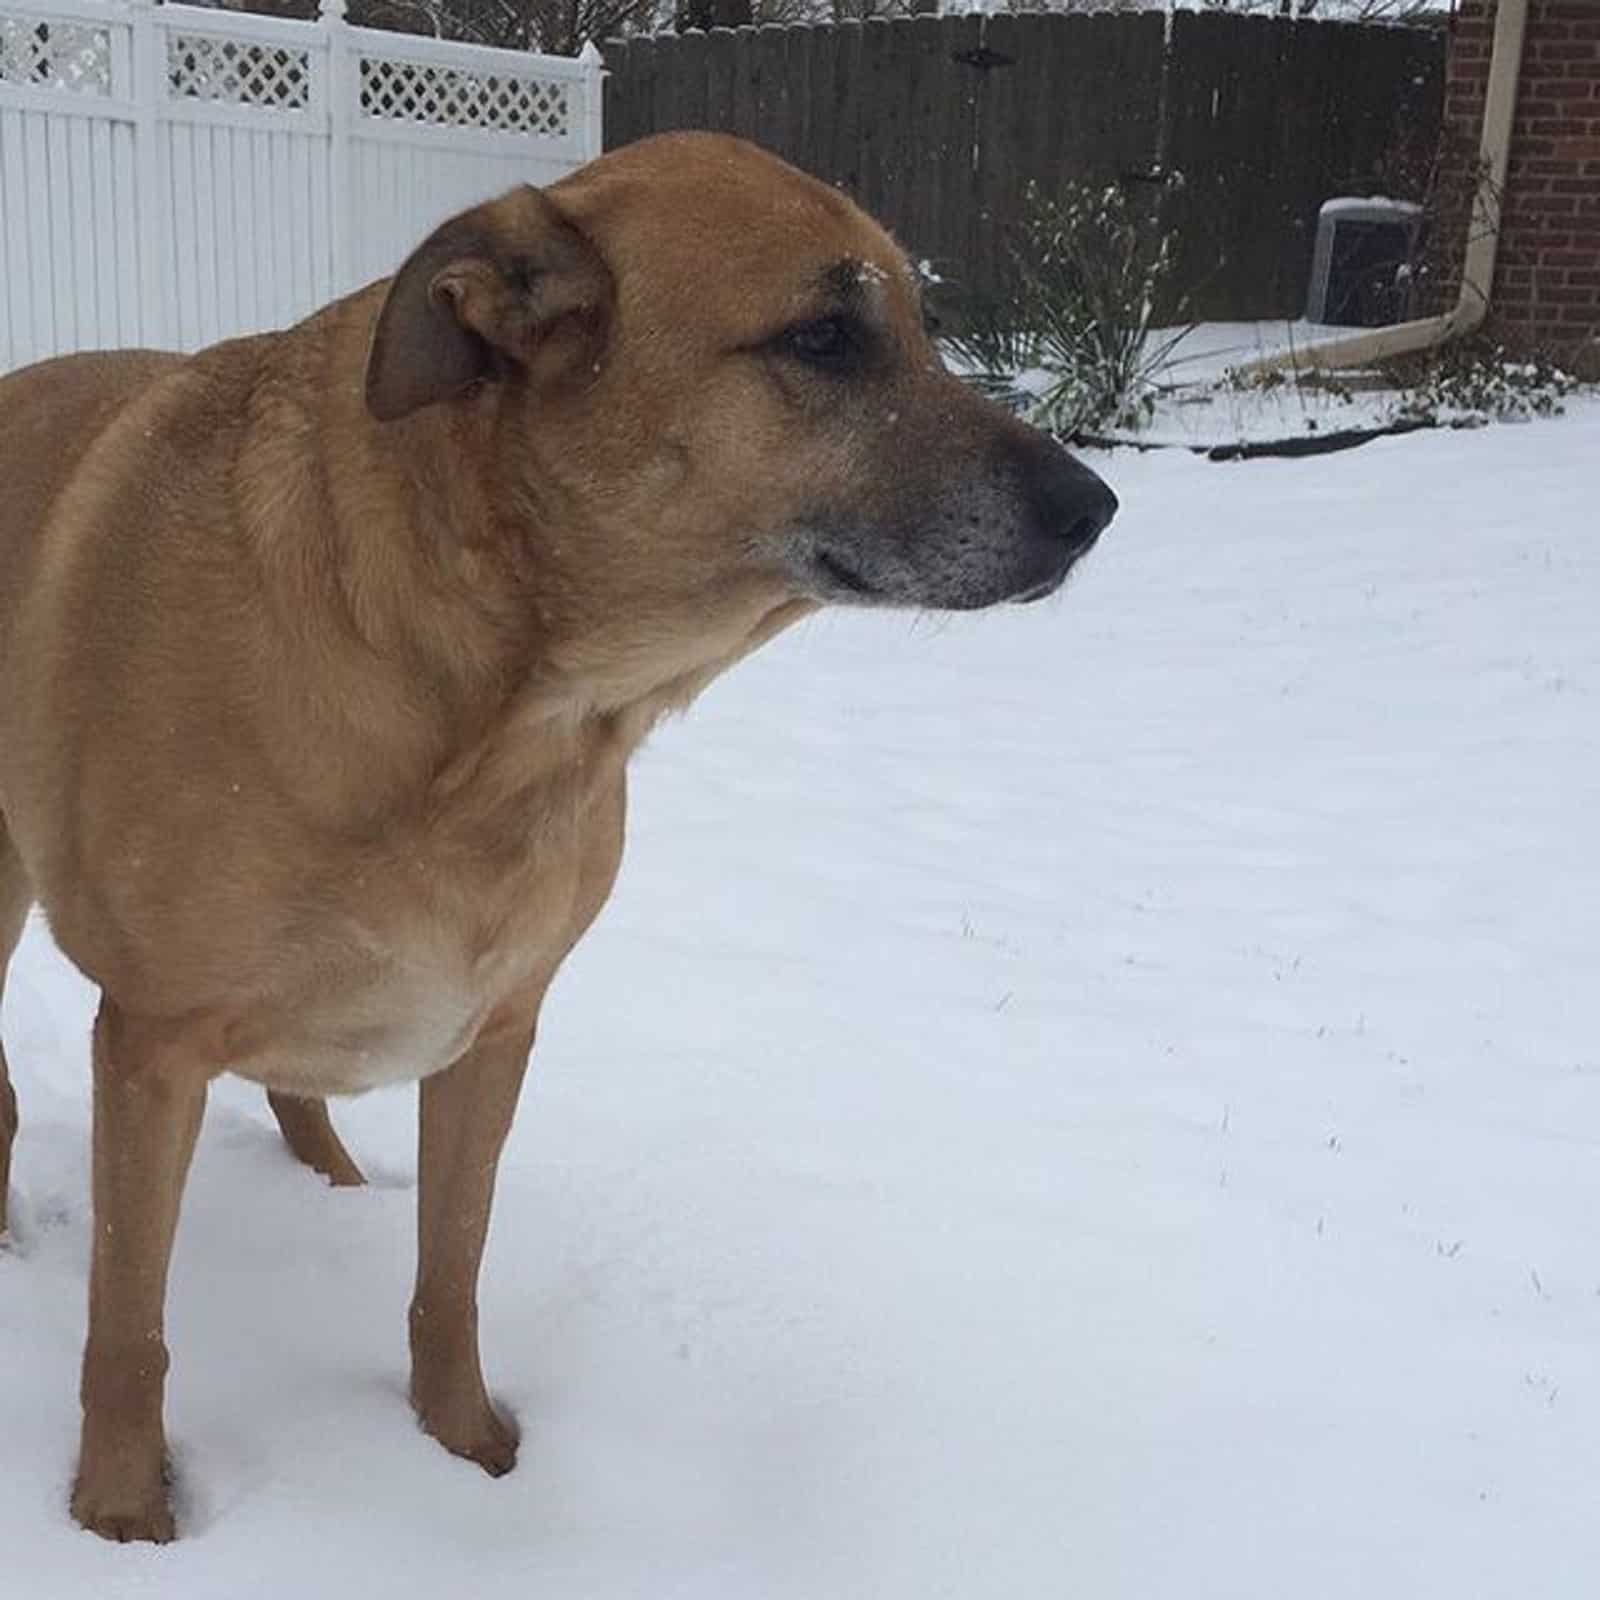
[0,351,182,643]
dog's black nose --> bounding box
[1032,449,1118,558]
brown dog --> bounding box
[0,131,1115,1542]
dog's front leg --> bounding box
[409,985,545,1476]
[72,1000,213,1543]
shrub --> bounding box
[942,176,1191,437]
[1385,340,1581,427]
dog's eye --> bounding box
[780,315,864,374]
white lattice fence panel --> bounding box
[0,14,111,96]
[3,0,602,370]
[166,31,311,112]
[358,54,569,137]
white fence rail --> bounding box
[0,0,602,371]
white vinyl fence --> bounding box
[0,0,602,372]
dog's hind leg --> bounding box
[266,1091,364,1187]
[0,819,33,1242]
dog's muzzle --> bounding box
[780,424,1119,612]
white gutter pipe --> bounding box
[1235,0,1531,379]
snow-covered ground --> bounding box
[1143,319,1402,444]
[971,321,1485,449]
[3,405,1598,1597]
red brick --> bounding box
[1565,270,1600,284]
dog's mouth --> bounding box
[810,546,881,601]
[795,530,1085,611]
[1008,538,1097,605]
[1011,568,1069,605]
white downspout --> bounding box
[1235,0,1531,378]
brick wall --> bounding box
[1438,0,1600,371]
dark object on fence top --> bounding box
[951,45,1015,71]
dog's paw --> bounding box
[71,1468,177,1544]
[417,1395,520,1477]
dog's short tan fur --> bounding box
[0,133,1114,1542]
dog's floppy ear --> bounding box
[365,186,612,423]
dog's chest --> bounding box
[276,940,520,1095]
[231,801,588,1097]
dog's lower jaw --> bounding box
[779,515,1093,613]
[791,540,1084,613]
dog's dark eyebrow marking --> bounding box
[820,259,860,299]
[817,259,865,303]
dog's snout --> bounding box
[1031,450,1118,558]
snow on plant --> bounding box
[944,175,1193,437]
[1387,343,1583,428]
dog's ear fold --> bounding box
[365,186,612,423]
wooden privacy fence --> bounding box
[0,0,602,371]
[604,13,1446,320]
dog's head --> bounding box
[364,134,1115,687]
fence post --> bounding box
[128,0,164,347]
[578,39,604,164]
[322,0,352,295]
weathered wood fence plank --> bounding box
[604,14,1445,320]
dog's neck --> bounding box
[239,332,810,840]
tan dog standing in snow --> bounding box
[0,132,1115,1542]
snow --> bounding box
[1316,197,1422,220]
[974,322,1444,448]
[4,404,1600,1596]
[1115,322,1584,448]
[1154,318,1356,383]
